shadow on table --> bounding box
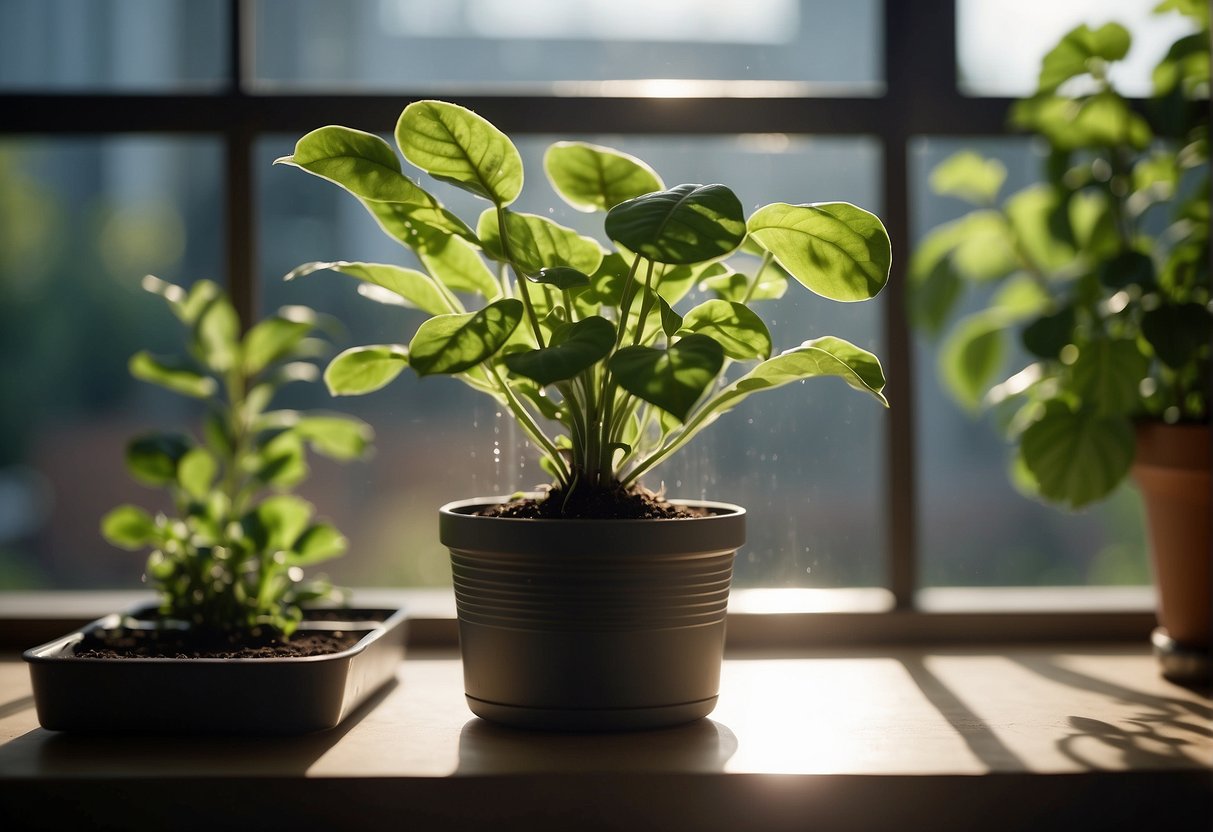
[1009,654,1212,770]
[456,716,738,775]
[0,678,397,778]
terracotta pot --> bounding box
[1132,422,1211,652]
[439,497,744,731]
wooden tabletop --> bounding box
[0,646,1209,831]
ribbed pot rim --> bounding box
[439,495,746,557]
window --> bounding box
[0,0,1164,615]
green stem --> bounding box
[631,260,658,346]
[484,363,570,486]
[744,251,775,304]
[496,207,546,348]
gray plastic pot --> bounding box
[439,496,745,731]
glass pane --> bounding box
[0,0,228,91]
[910,136,1149,588]
[0,137,224,588]
[253,0,881,94]
[957,0,1201,97]
[259,133,885,588]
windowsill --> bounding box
[0,587,1158,651]
[0,642,1207,830]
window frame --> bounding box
[0,0,1156,637]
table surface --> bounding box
[1,645,1209,831]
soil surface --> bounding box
[480,483,707,519]
[72,627,362,659]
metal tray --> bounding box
[23,605,407,734]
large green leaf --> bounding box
[747,202,890,301]
[544,141,664,212]
[1037,23,1131,93]
[101,505,158,550]
[324,345,409,396]
[274,125,435,205]
[1020,403,1134,508]
[939,312,1007,411]
[930,151,1007,205]
[605,184,746,266]
[503,315,615,385]
[129,352,216,399]
[609,334,725,421]
[395,100,523,206]
[476,208,604,277]
[1071,338,1150,415]
[286,261,451,316]
[679,300,772,361]
[408,298,524,376]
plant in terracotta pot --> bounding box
[24,277,406,734]
[911,4,1210,681]
[277,99,890,728]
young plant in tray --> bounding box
[100,276,374,639]
[276,100,890,515]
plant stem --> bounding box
[631,260,658,346]
[745,251,775,304]
[484,363,570,486]
[496,207,546,348]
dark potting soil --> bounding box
[479,484,708,520]
[72,627,362,659]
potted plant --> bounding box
[911,5,1210,681]
[24,276,407,733]
[277,99,890,729]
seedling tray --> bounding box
[23,605,407,734]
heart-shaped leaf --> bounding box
[747,202,890,302]
[1020,403,1134,509]
[605,184,746,266]
[504,316,615,385]
[544,141,664,212]
[324,344,409,396]
[609,334,725,421]
[396,100,523,206]
[680,299,772,361]
[409,298,524,376]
